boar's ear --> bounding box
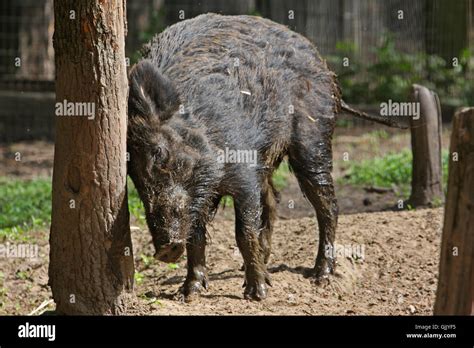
[128,59,180,123]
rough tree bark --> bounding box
[434,107,474,315]
[408,84,444,207]
[49,0,134,314]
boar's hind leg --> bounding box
[234,185,271,300]
[260,176,277,265]
[181,225,208,302]
[289,136,338,284]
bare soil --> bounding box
[0,207,442,315]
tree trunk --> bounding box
[49,0,134,315]
[434,107,474,315]
[18,0,55,80]
[408,84,444,207]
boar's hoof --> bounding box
[305,260,335,286]
[242,271,272,288]
[243,275,270,301]
[180,277,209,302]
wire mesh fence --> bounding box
[0,0,472,142]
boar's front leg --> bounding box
[234,185,271,301]
[181,223,208,302]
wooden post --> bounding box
[434,107,474,315]
[408,84,444,207]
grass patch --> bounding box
[272,161,291,191]
[340,148,449,193]
[0,178,52,240]
[128,179,146,225]
[336,118,354,128]
[0,177,145,239]
[365,129,390,141]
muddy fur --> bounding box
[128,14,342,301]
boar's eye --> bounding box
[151,146,169,165]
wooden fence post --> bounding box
[434,107,474,315]
[408,84,444,207]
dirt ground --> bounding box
[0,125,449,315]
[0,207,443,315]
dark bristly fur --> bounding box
[127,14,382,301]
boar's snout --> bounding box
[154,241,185,263]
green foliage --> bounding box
[248,9,262,17]
[134,272,145,285]
[0,178,145,239]
[344,149,413,187]
[326,41,368,103]
[15,270,30,281]
[140,253,153,269]
[220,195,234,208]
[272,160,291,190]
[335,118,354,128]
[0,178,52,240]
[327,35,473,108]
[139,8,166,44]
[128,178,146,224]
[167,263,179,270]
[342,149,449,190]
[130,8,167,64]
[366,129,390,141]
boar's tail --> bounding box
[340,100,408,129]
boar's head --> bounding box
[127,59,194,263]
